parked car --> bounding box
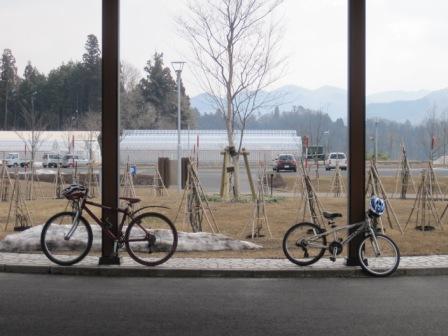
[273,154,297,172]
[61,154,90,168]
[3,152,30,168]
[325,152,347,171]
[42,153,62,168]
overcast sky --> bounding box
[1,0,448,96]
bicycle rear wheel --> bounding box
[40,212,92,266]
[282,222,327,266]
[125,212,178,266]
[358,233,400,277]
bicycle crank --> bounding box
[328,241,343,262]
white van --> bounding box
[325,152,347,171]
[42,153,62,168]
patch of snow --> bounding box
[35,169,57,174]
[0,225,262,253]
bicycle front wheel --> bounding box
[283,222,327,266]
[125,212,178,266]
[40,212,92,266]
[358,233,400,277]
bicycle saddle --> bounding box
[120,197,141,204]
[323,211,342,220]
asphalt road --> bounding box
[0,273,447,336]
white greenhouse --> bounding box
[121,130,302,164]
[0,130,301,165]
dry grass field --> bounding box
[0,175,448,258]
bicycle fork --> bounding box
[64,211,81,241]
[369,228,382,257]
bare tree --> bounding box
[79,112,101,162]
[121,61,141,92]
[15,98,47,166]
[179,0,285,198]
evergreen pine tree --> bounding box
[139,52,193,128]
[82,34,101,113]
[1,49,19,129]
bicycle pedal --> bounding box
[329,256,336,262]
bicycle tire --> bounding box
[358,233,400,277]
[40,211,93,266]
[125,212,178,266]
[283,222,327,266]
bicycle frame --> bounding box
[66,198,134,243]
[305,216,378,250]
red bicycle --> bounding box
[40,184,178,266]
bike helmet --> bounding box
[62,184,87,200]
[369,196,385,216]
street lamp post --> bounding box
[323,130,330,159]
[172,61,185,192]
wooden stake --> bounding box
[0,165,13,201]
[329,161,345,197]
[366,161,403,233]
[297,160,326,228]
[406,170,443,231]
[241,163,272,239]
[4,168,33,231]
[175,158,219,233]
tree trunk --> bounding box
[225,90,240,199]
[4,89,8,130]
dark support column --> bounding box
[99,0,120,265]
[346,0,366,266]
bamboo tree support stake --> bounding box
[406,170,443,231]
[393,143,416,199]
[174,159,219,233]
[4,168,33,232]
[85,162,100,198]
[54,163,65,199]
[292,167,306,198]
[148,164,168,197]
[329,161,345,197]
[241,164,272,239]
[0,165,13,201]
[23,163,44,200]
[366,162,403,233]
[297,161,326,228]
[120,160,136,199]
[428,161,444,201]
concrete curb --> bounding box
[1,263,448,278]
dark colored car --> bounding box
[273,154,297,172]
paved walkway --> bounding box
[1,252,448,277]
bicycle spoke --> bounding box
[41,212,92,266]
[283,223,326,266]
[358,234,400,276]
[125,213,177,266]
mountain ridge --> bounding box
[191,86,448,124]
